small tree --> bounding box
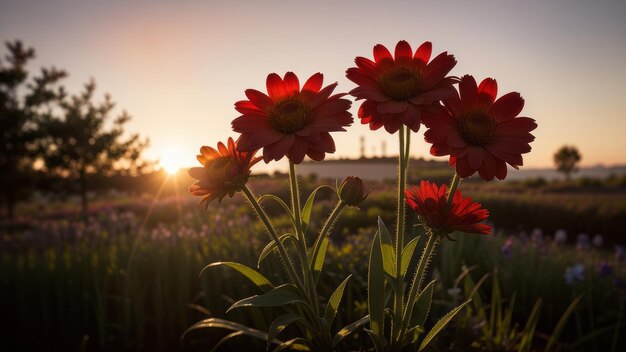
[0,40,66,221]
[42,80,148,215]
[554,145,581,180]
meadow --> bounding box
[2,174,625,351]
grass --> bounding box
[1,176,625,351]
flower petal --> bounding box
[303,72,323,93]
[413,41,432,66]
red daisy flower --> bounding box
[423,75,537,180]
[232,72,353,164]
[346,40,457,133]
[188,137,261,208]
[404,181,491,237]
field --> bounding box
[2,174,625,351]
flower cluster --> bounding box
[184,40,538,352]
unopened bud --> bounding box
[337,176,368,207]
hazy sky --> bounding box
[2,0,625,173]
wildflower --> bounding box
[232,72,353,164]
[531,228,543,245]
[337,176,369,207]
[404,180,491,238]
[554,229,567,245]
[188,137,261,208]
[592,234,604,248]
[576,233,590,250]
[447,287,462,305]
[598,261,613,277]
[346,40,457,133]
[564,263,585,285]
[616,245,626,261]
[501,237,514,258]
[423,75,537,180]
[518,230,529,246]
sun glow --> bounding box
[160,147,186,174]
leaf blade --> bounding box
[200,262,274,292]
[227,284,304,313]
[418,299,471,351]
[368,232,385,339]
[332,315,370,348]
[324,275,352,326]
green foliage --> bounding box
[443,266,583,352]
[368,232,386,345]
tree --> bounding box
[554,145,581,180]
[42,80,149,215]
[0,40,66,221]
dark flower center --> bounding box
[458,112,498,146]
[380,66,423,100]
[269,98,311,134]
[206,156,242,186]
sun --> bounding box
[160,148,185,175]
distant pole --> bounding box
[382,141,387,158]
[360,136,365,159]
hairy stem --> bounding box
[392,125,409,347]
[241,186,302,288]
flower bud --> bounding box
[337,176,368,207]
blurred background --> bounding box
[1,0,625,351]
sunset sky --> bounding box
[2,0,625,173]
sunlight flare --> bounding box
[160,147,185,174]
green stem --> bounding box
[241,186,302,288]
[288,163,323,332]
[444,173,461,216]
[399,233,438,340]
[243,185,322,339]
[309,200,347,275]
[398,173,461,342]
[289,163,306,249]
[392,126,409,347]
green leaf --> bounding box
[517,298,542,352]
[378,217,396,278]
[332,315,370,348]
[257,233,298,267]
[227,284,304,313]
[301,185,332,235]
[209,331,244,352]
[418,299,471,351]
[544,294,583,352]
[200,262,274,292]
[273,338,312,352]
[409,279,436,328]
[258,194,295,226]
[368,232,385,339]
[182,317,280,346]
[267,314,307,351]
[324,275,352,326]
[401,236,419,276]
[404,325,426,345]
[310,234,329,284]
[365,328,384,352]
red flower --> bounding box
[188,137,261,208]
[232,72,353,164]
[405,181,491,237]
[423,75,537,180]
[346,40,457,133]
